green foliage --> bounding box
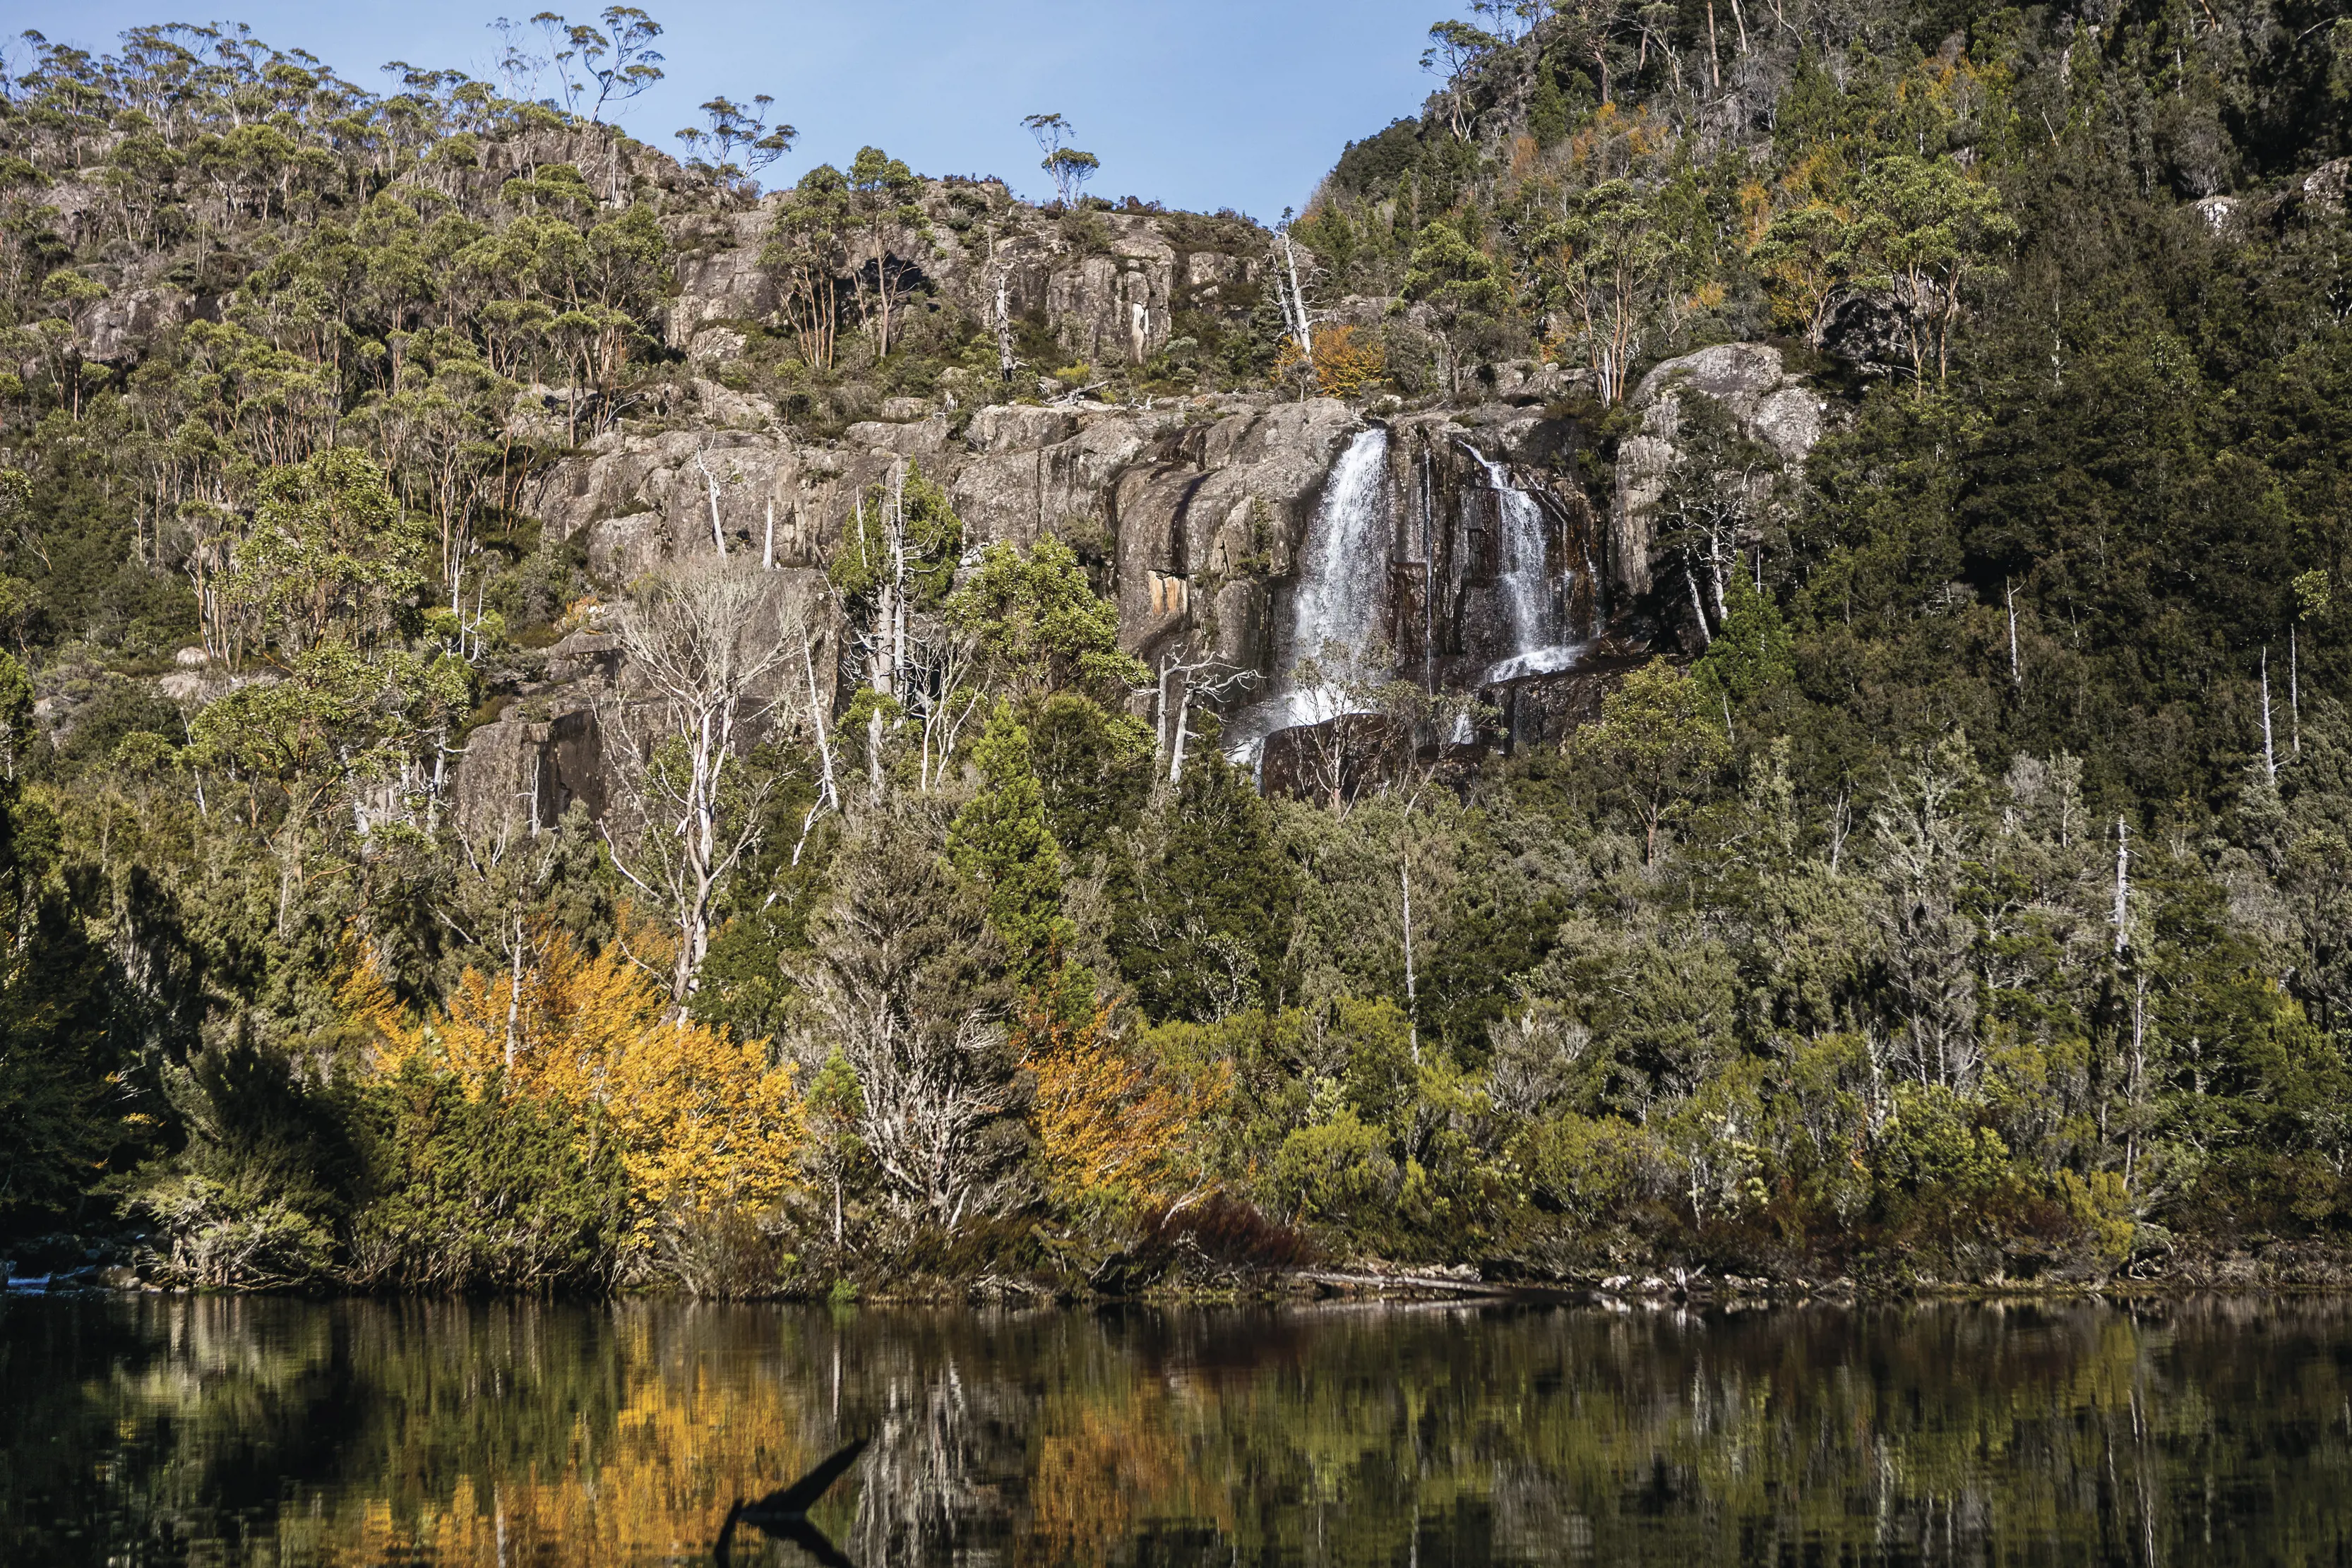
[349,1063,628,1291]
[827,461,962,611]
[1107,752,1293,1022]
[946,703,1074,995]
[947,537,1150,705]
[1693,575,1794,710]
[1569,659,1729,864]
[229,448,426,656]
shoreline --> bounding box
[16,1255,2352,1307]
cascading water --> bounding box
[1467,445,1584,682]
[1225,425,1392,758]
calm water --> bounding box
[3,1294,2350,1566]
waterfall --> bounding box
[1226,425,1392,755]
[1467,445,1583,681]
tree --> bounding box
[795,798,1022,1229]
[350,925,801,1255]
[1753,198,1861,347]
[224,445,426,659]
[674,94,794,188]
[1536,179,1681,405]
[1842,155,2017,387]
[844,146,926,357]
[1651,390,1784,643]
[1022,112,1099,205]
[829,462,970,794]
[947,702,1075,998]
[1570,659,1729,866]
[603,557,806,1009]
[1402,220,1503,396]
[1108,753,1294,1022]
[765,164,851,369]
[946,537,1148,707]
[503,7,664,122]
[1420,20,1500,142]
[1692,573,1793,712]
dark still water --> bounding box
[3,1295,2349,1567]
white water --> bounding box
[1465,445,1582,683]
[1225,426,1392,758]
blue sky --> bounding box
[9,1,1449,219]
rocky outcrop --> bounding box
[663,182,1270,374]
[525,387,1369,684]
[1111,399,1361,674]
[453,705,607,843]
[1609,343,1827,604]
[448,570,830,841]
[77,288,204,364]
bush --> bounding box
[1272,1101,1396,1231]
[133,1174,335,1288]
[346,1063,628,1291]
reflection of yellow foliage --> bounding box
[1025,1384,1231,1567]
[1273,324,1387,399]
[321,1306,823,1566]
[342,930,804,1233]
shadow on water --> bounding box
[4,1293,2352,1564]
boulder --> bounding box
[1610,343,1828,602]
[452,706,605,843]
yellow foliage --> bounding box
[1273,323,1387,399]
[1019,1002,1222,1210]
[342,928,804,1235]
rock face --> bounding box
[1380,407,1599,686]
[449,570,830,840]
[1609,343,1827,606]
[664,182,1270,375]
[1110,399,1362,676]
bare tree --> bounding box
[1868,734,1985,1090]
[794,803,1022,1230]
[1155,646,1257,784]
[602,556,804,1007]
[1271,208,1326,362]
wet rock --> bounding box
[1110,399,1358,671]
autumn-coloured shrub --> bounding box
[1133,1192,1317,1274]
[1017,999,1222,1214]
[1272,324,1387,397]
[342,927,804,1283]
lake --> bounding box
[2,1293,2348,1564]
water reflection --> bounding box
[4,1294,2350,1565]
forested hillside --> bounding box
[0,1,2347,1298]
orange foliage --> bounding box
[1273,323,1387,398]
[1017,1002,1222,1210]
[1507,132,1539,185]
[342,930,804,1235]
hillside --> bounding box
[0,5,2348,1298]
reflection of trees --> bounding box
[7,1298,2352,1564]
